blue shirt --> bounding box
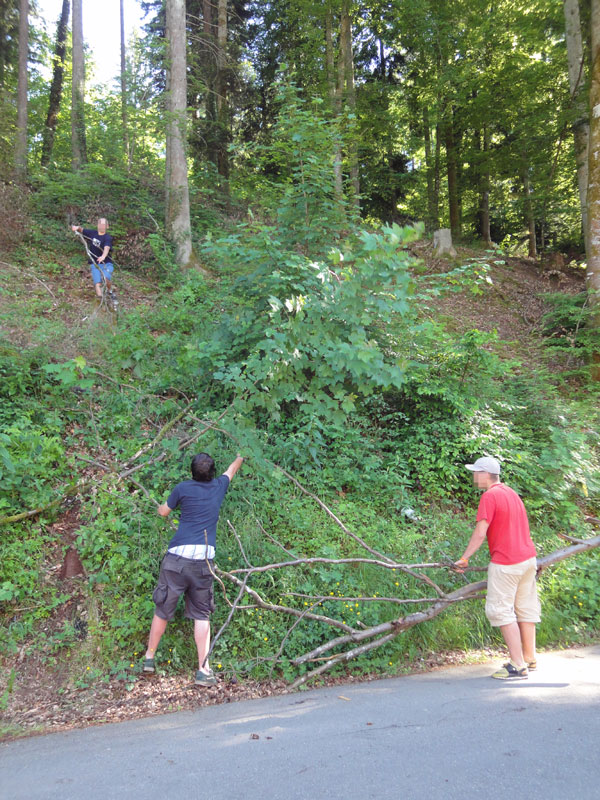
[82,229,113,263]
[166,476,230,550]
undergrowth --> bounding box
[1,93,599,691]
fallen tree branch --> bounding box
[288,534,600,688]
[214,566,359,635]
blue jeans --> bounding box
[90,261,114,284]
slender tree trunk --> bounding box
[423,107,438,232]
[120,0,130,170]
[14,0,28,180]
[325,5,343,204]
[41,0,69,168]
[588,0,600,377]
[71,0,86,170]
[165,0,193,267]
[202,0,218,167]
[216,0,229,186]
[445,108,460,240]
[378,38,385,79]
[340,0,359,205]
[521,160,537,259]
[434,122,441,227]
[564,0,590,255]
[478,125,491,245]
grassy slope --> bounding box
[1,230,598,739]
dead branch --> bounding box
[557,532,589,545]
[287,535,600,687]
[287,592,444,606]
[124,401,195,466]
[214,566,359,635]
[271,463,396,564]
[242,497,299,558]
[228,556,477,575]
[203,572,250,670]
[228,519,251,567]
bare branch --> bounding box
[215,566,359,634]
[271,463,395,564]
[227,519,251,567]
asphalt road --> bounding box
[1,645,599,800]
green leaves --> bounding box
[42,357,96,389]
[202,221,423,443]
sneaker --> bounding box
[491,662,528,680]
[527,659,537,671]
[143,658,155,673]
[195,669,217,686]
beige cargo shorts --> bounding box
[485,556,541,627]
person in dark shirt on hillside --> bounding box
[71,218,115,300]
[143,452,244,686]
[454,456,540,680]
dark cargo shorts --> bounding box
[152,552,215,621]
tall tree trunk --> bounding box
[564,0,590,255]
[120,0,130,170]
[41,0,69,168]
[165,0,193,267]
[325,5,343,204]
[340,0,359,205]
[71,0,86,170]
[478,125,491,245]
[434,121,441,227]
[423,107,438,232]
[216,0,229,186]
[445,109,460,241]
[588,0,600,377]
[14,0,28,180]
[202,0,218,167]
[521,160,537,259]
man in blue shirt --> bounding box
[71,218,115,300]
[144,452,244,685]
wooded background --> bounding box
[1,1,599,713]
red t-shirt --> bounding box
[476,483,536,565]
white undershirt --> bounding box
[168,544,215,560]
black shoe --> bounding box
[143,658,155,673]
[491,662,528,680]
[195,669,217,686]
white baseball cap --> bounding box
[465,456,501,474]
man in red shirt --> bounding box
[455,456,540,679]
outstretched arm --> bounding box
[454,519,488,571]
[223,455,244,482]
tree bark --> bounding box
[14,0,28,180]
[165,0,194,267]
[423,107,438,232]
[521,160,537,259]
[340,0,359,205]
[325,5,343,203]
[71,0,86,170]
[564,0,590,255]
[445,109,460,241]
[120,0,130,170]
[216,0,229,186]
[478,125,491,245]
[41,0,69,168]
[202,0,218,167]
[588,0,600,377]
